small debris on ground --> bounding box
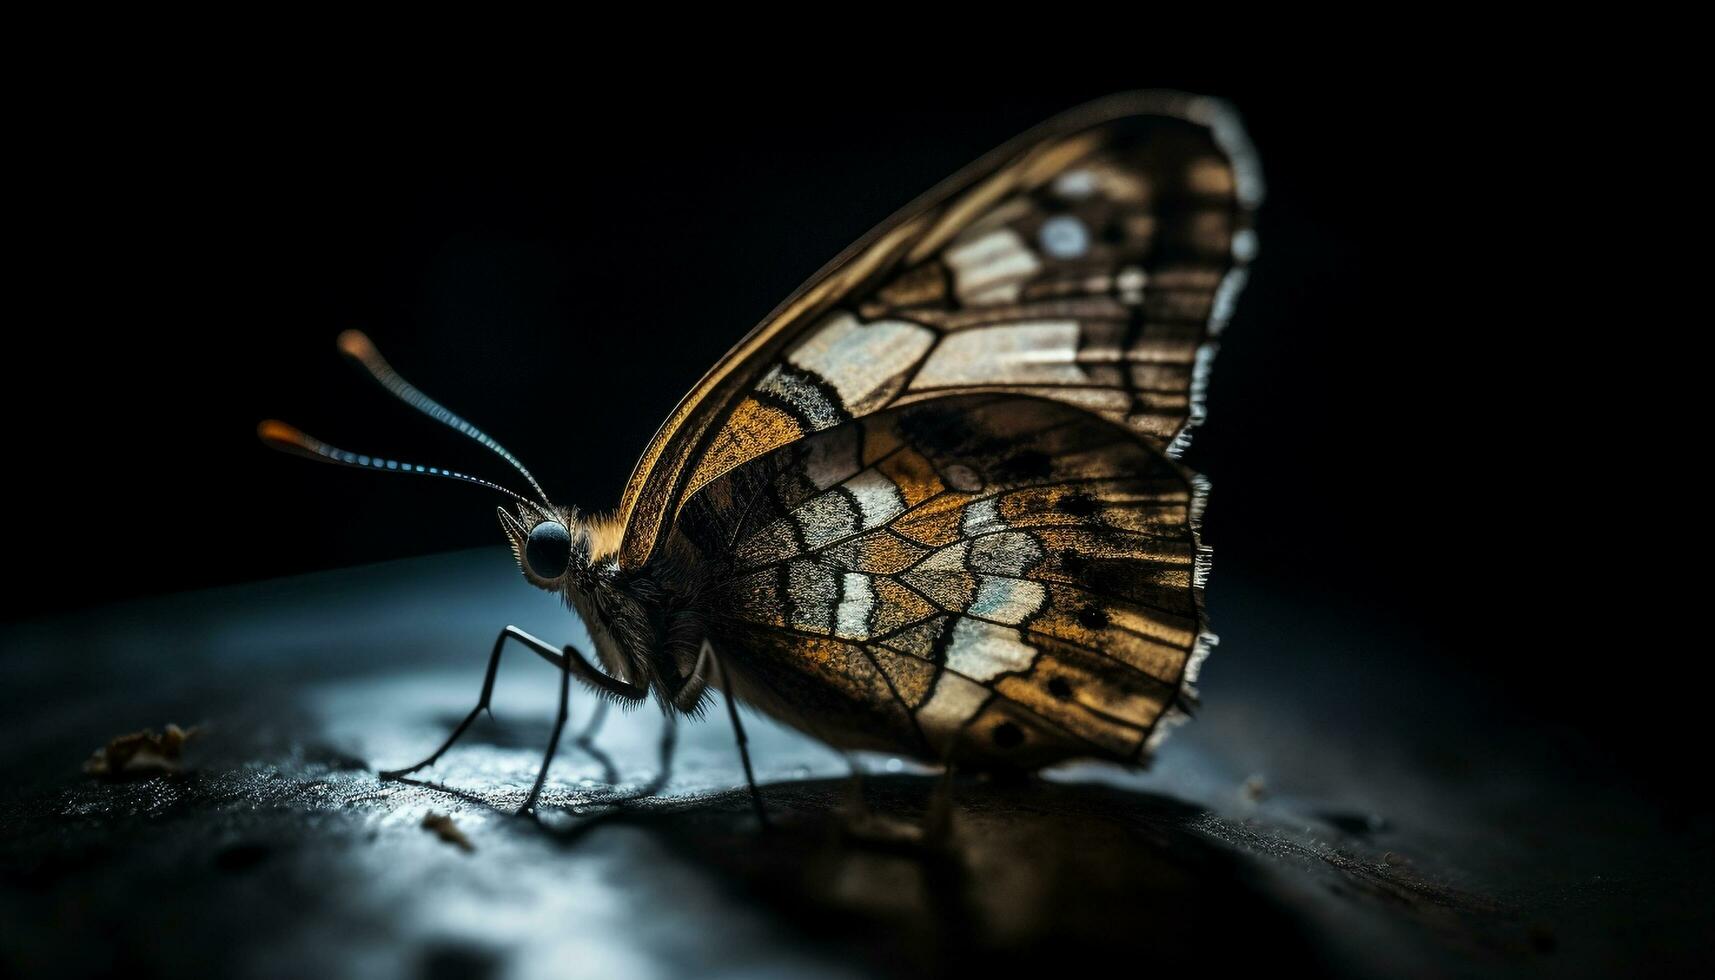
[82,724,199,779]
[422,812,474,852]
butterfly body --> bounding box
[264,92,1259,801]
[508,393,1214,771]
[496,506,707,704]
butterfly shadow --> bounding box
[534,774,1333,975]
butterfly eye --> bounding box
[525,521,573,579]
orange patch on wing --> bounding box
[892,496,972,547]
[861,422,903,466]
[685,398,806,500]
[877,449,944,507]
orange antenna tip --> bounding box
[258,419,308,448]
[337,329,379,362]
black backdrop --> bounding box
[9,64,1672,790]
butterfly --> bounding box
[261,91,1261,816]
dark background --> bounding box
[8,63,1672,790]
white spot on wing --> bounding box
[835,572,874,639]
[1116,266,1148,293]
[1038,215,1089,259]
[787,312,935,414]
[843,469,906,530]
[971,531,1043,576]
[941,463,982,492]
[917,671,988,737]
[795,490,858,550]
[944,618,1036,681]
[1233,228,1258,262]
[944,228,1041,305]
[1053,169,1098,199]
[961,498,1001,537]
[802,424,862,489]
[914,541,970,574]
[910,322,1090,389]
[969,577,1047,626]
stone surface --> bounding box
[1,550,1705,978]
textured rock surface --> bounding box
[2,550,1705,978]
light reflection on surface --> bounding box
[1,548,1648,979]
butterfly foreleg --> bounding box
[521,629,651,813]
[379,625,570,782]
[517,638,572,815]
[379,625,647,812]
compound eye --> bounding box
[525,521,572,579]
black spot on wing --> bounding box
[1058,492,1100,518]
[995,449,1052,482]
[896,405,979,457]
[1059,549,1089,575]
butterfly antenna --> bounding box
[336,330,553,507]
[258,419,540,509]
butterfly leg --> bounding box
[641,711,679,795]
[835,753,885,832]
[713,652,769,828]
[379,625,569,781]
[593,712,680,807]
[381,625,646,807]
[517,644,572,815]
[572,700,619,785]
[841,753,868,812]
[920,762,956,848]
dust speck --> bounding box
[82,724,199,779]
[422,812,474,852]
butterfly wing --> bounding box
[617,92,1259,570]
[666,395,1208,767]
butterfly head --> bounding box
[496,503,594,588]
[259,330,586,587]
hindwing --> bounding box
[668,395,1210,767]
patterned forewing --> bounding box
[669,396,1208,768]
[619,93,1257,569]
